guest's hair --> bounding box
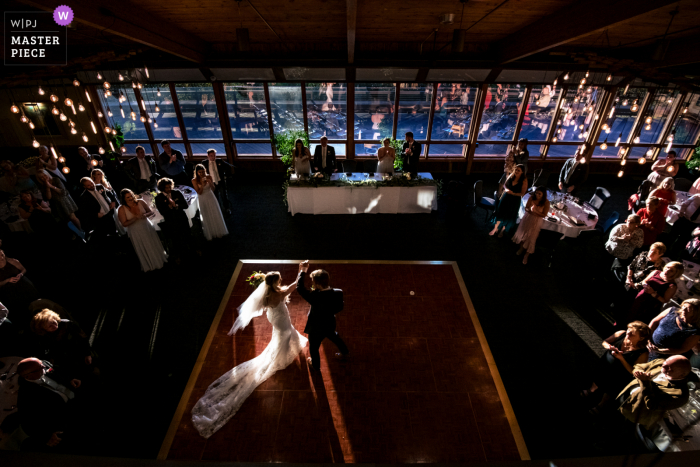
[194,164,207,181]
[157,177,174,191]
[627,321,651,345]
[91,168,109,186]
[534,186,547,206]
[78,146,88,154]
[135,146,145,154]
[320,136,328,141]
[31,309,61,336]
[668,151,677,158]
[650,242,666,255]
[263,272,281,307]
[405,131,414,138]
[383,137,391,144]
[19,190,37,204]
[310,269,330,289]
[665,261,685,281]
[80,177,93,186]
[627,214,641,224]
[518,138,528,147]
[679,299,700,327]
[646,196,660,209]
[661,177,675,190]
[120,188,138,205]
[161,140,170,146]
[294,139,305,158]
[207,149,216,156]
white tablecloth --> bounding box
[665,191,692,225]
[135,185,198,231]
[519,192,598,238]
[287,173,437,215]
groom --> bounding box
[296,260,349,371]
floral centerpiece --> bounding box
[247,271,266,288]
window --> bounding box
[268,83,304,134]
[100,87,148,140]
[638,89,681,144]
[354,83,395,141]
[430,83,476,141]
[142,83,182,141]
[224,83,270,140]
[477,84,526,141]
[22,103,61,136]
[599,88,647,144]
[474,143,511,158]
[428,144,466,158]
[122,143,150,156]
[518,85,561,142]
[590,144,623,159]
[309,143,346,157]
[397,83,432,140]
[190,142,227,156]
[235,142,273,157]
[554,86,602,143]
[173,84,222,140]
[155,141,187,157]
[670,92,700,146]
[627,146,656,161]
[306,83,347,139]
[547,144,580,159]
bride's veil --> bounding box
[228,281,267,336]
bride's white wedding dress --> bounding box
[192,288,308,439]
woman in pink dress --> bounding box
[513,186,550,265]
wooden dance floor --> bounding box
[160,261,526,463]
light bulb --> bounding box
[104,126,111,133]
[606,74,612,81]
[580,78,586,85]
[553,79,558,86]
[29,121,35,129]
[59,112,67,121]
[51,147,58,159]
[594,114,599,120]
[85,90,91,102]
[97,111,103,118]
[78,104,85,112]
[71,105,76,115]
[667,164,674,172]
[103,81,111,89]
[52,106,59,115]
[82,133,89,143]
[58,156,65,163]
[157,87,161,96]
[73,79,80,87]
[98,147,105,154]
[668,133,674,141]
[552,136,558,142]
[121,146,127,153]
[578,84,583,89]
[132,81,137,88]
[618,170,624,178]
[153,120,158,128]
[666,141,673,153]
[668,97,673,104]
[646,149,654,157]
[148,117,152,123]
[578,133,584,139]
[130,111,136,121]
[602,123,609,130]
[645,116,652,124]
[623,84,630,95]
[10,104,19,113]
[91,157,98,165]
[38,86,45,95]
[50,94,59,102]
[622,99,628,106]
[140,99,146,111]
[605,128,611,134]
[556,127,561,134]
[137,82,142,89]
[120,105,124,118]
[633,136,640,144]
[155,105,160,112]
[631,102,638,112]
[620,147,627,155]
[97,72,103,80]
[564,73,569,80]
[583,131,589,138]
[20,113,27,123]
[107,109,113,117]
[62,167,70,174]
[621,159,626,166]
[109,141,115,151]
[587,87,592,93]
[638,157,646,165]
[140,116,146,122]
[609,107,615,118]
[144,66,149,78]
[90,121,97,134]
[118,73,124,81]
[104,90,112,97]
[574,97,580,103]
[68,119,75,128]
[70,127,77,135]
[585,70,589,78]
[32,139,39,148]
[645,124,651,131]
[601,142,608,150]
[579,124,584,130]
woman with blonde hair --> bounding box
[117,188,167,272]
[649,177,676,217]
[192,265,308,438]
[91,168,124,234]
[647,298,700,360]
[628,261,684,324]
[193,164,228,241]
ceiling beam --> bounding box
[656,36,700,68]
[347,0,357,64]
[18,0,209,63]
[496,0,679,65]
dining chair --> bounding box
[596,211,619,235]
[674,178,693,192]
[588,187,611,211]
[473,180,496,222]
[363,160,378,173]
[341,160,357,173]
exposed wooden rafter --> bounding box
[347,0,357,64]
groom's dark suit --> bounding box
[296,271,349,370]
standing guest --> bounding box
[628,261,684,324]
[0,249,39,319]
[313,136,337,176]
[684,227,700,262]
[605,214,644,263]
[293,139,312,177]
[35,171,81,231]
[155,178,197,264]
[37,146,67,184]
[668,192,700,256]
[117,189,167,272]
[401,132,421,176]
[647,151,679,187]
[192,164,228,241]
[558,146,589,195]
[377,138,396,174]
[649,177,676,217]
[72,147,103,182]
[490,165,528,238]
[0,160,38,195]
[77,178,118,237]
[636,197,665,246]
[18,190,59,236]
[91,169,123,235]
[647,300,700,361]
[158,140,189,187]
[513,186,549,265]
[202,149,233,216]
[126,146,158,194]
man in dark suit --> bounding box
[401,131,421,176]
[76,177,118,237]
[157,140,190,187]
[296,260,349,371]
[66,147,103,191]
[313,136,337,176]
[202,148,233,215]
[558,145,590,195]
[154,177,197,263]
[126,146,159,194]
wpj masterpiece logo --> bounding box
[4,6,72,66]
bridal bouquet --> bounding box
[246,271,266,288]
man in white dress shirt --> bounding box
[313,136,337,176]
[126,146,158,194]
[203,149,233,215]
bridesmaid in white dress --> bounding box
[377,137,395,174]
[193,164,229,241]
[117,189,167,272]
[292,139,311,178]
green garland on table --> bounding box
[282,175,443,207]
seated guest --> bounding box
[668,192,700,257]
[611,243,666,315]
[126,145,158,194]
[605,214,644,263]
[0,249,39,323]
[154,178,197,264]
[377,138,395,174]
[647,299,700,360]
[684,227,700,261]
[71,147,103,183]
[202,148,233,215]
[0,160,38,195]
[583,321,650,413]
[647,151,679,187]
[76,177,118,237]
[628,261,684,324]
[490,164,527,238]
[30,309,97,380]
[313,136,337,175]
[18,190,59,236]
[636,197,665,247]
[35,171,81,231]
[37,145,67,184]
[649,177,676,217]
[117,189,167,272]
[293,139,312,177]
[618,355,692,430]
[158,140,189,187]
[558,145,589,195]
[193,164,229,241]
[513,185,549,265]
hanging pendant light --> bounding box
[645,124,651,131]
[10,103,19,113]
[620,147,627,156]
[631,100,639,112]
[85,89,91,102]
[130,110,137,121]
[617,170,624,178]
[155,105,160,112]
[73,79,80,87]
[157,87,161,96]
[137,82,142,89]
[50,93,59,102]
[553,79,558,86]
[78,103,85,112]
[121,146,127,153]
[667,97,673,104]
[646,149,654,157]
[51,106,60,115]
[90,121,97,134]
[38,86,45,95]
[132,81,137,88]
[59,111,67,121]
[104,125,111,133]
[148,117,152,123]
[62,167,70,174]
[98,147,105,155]
[70,127,77,135]
[144,66,149,78]
[587,87,592,93]
[109,141,115,151]
[585,70,590,78]
[601,139,608,150]
[621,159,627,166]
[19,112,28,123]
[140,99,146,111]
[104,90,112,97]
[580,78,586,85]
[82,132,88,142]
[103,81,111,90]
[107,108,113,117]
[615,133,622,147]
[153,119,158,128]
[32,138,40,148]
[623,84,629,95]
[645,116,652,124]
[605,127,611,134]
[68,119,75,128]
[29,120,35,129]
[579,124,585,130]
[552,136,558,142]
[606,74,612,81]
[59,156,66,163]
[97,111,103,118]
[602,123,609,131]
[140,115,146,123]
[120,104,125,118]
[638,157,646,165]
[118,73,124,81]
[97,72,103,80]
[563,73,569,80]
[633,136,640,144]
[609,107,615,119]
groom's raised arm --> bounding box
[296,271,313,303]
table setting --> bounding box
[519,190,598,238]
[666,190,693,225]
[0,196,31,233]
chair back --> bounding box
[602,211,620,235]
[473,180,483,205]
[589,187,611,210]
[363,160,378,173]
[674,178,693,192]
[341,160,357,172]
[638,179,655,201]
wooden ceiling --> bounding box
[4,0,700,88]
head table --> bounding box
[287,173,437,215]
[518,191,598,238]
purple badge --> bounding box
[53,5,74,26]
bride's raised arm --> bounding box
[280,281,297,296]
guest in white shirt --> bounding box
[203,149,233,215]
[126,146,158,194]
[606,214,645,263]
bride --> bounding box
[192,269,308,438]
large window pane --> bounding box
[474,143,511,158]
[639,89,681,144]
[122,143,150,156]
[628,146,656,160]
[397,83,431,140]
[428,144,466,158]
[670,92,700,146]
[190,142,226,156]
[173,84,221,140]
[354,83,395,141]
[555,86,602,143]
[477,84,526,141]
[306,83,347,139]
[141,83,182,141]
[354,143,426,157]
[99,87,148,140]
[519,85,562,142]
[431,83,476,141]
[236,142,272,157]
[268,83,304,134]
[224,83,270,140]
[547,144,584,159]
[591,144,623,159]
[599,88,647,144]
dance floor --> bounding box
[160,261,526,463]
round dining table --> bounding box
[665,190,693,225]
[518,191,598,238]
